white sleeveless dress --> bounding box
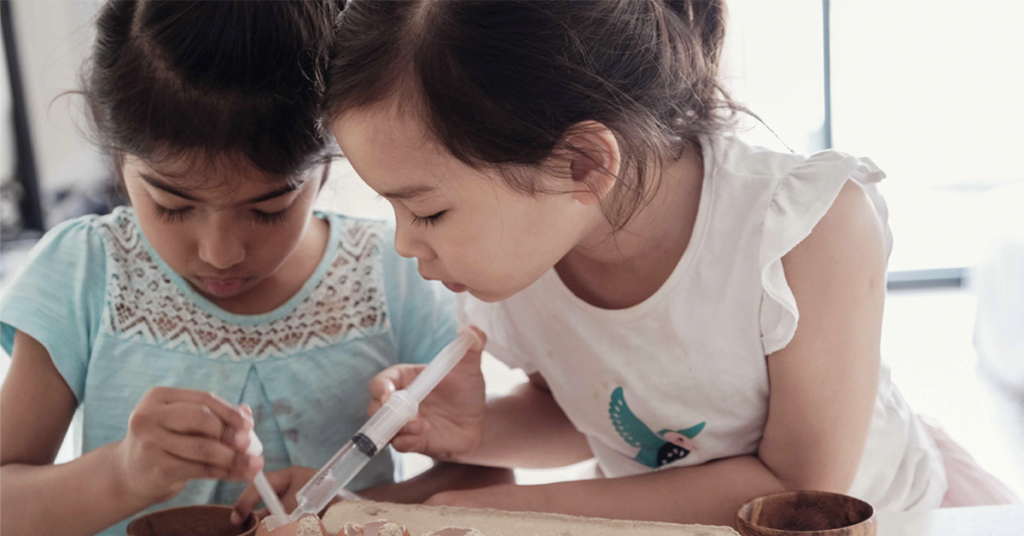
[459,134,947,512]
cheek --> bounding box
[247,187,319,261]
[132,209,195,271]
[257,223,305,259]
[442,201,567,288]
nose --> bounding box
[393,221,434,261]
[197,214,246,270]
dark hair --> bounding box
[83,0,339,182]
[325,0,740,228]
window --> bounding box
[724,0,1024,280]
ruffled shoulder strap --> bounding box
[760,151,890,355]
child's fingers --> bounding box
[367,399,383,417]
[369,366,419,399]
[399,417,425,436]
[152,388,252,435]
[390,420,431,454]
[390,432,428,454]
[368,365,426,415]
[159,453,235,482]
[231,469,291,524]
[158,402,238,444]
[231,484,262,524]
[156,429,246,474]
[228,451,264,481]
[451,328,486,373]
[466,325,487,352]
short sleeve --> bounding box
[0,217,108,401]
[380,228,458,365]
[759,151,890,356]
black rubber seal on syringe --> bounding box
[352,433,378,457]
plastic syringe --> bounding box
[245,429,291,523]
[263,327,481,530]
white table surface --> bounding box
[877,505,1024,536]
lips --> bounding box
[419,268,466,293]
[196,276,250,297]
[442,281,467,293]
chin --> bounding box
[467,287,517,303]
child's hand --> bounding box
[231,465,319,524]
[114,387,262,505]
[367,327,487,462]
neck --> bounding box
[556,144,705,309]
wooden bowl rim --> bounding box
[736,490,876,535]
[126,504,258,536]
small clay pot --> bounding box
[127,505,258,536]
[736,491,876,536]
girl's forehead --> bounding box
[335,109,457,183]
[123,154,303,202]
[335,103,434,152]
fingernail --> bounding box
[230,511,242,525]
[248,455,263,470]
[241,404,254,422]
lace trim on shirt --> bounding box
[96,210,389,361]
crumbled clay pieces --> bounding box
[322,499,738,536]
[376,522,412,536]
[297,516,329,536]
[342,520,412,536]
[342,520,484,536]
[256,515,330,536]
[260,515,484,536]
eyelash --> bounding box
[411,210,446,227]
[154,205,192,222]
[154,205,288,225]
[252,209,288,225]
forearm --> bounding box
[512,456,786,526]
[361,462,515,504]
[0,442,150,536]
[462,382,592,469]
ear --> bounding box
[563,122,621,206]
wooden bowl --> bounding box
[736,491,876,536]
[127,505,258,536]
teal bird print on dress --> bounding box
[609,386,706,469]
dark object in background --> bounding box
[2,0,44,235]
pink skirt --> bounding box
[920,416,1021,507]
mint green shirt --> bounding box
[0,207,457,536]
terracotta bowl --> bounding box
[127,505,258,536]
[736,491,876,536]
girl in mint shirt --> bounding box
[0,2,503,536]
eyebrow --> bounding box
[380,185,437,201]
[139,173,298,204]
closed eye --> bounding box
[411,210,446,227]
[252,209,288,225]
[154,204,193,223]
